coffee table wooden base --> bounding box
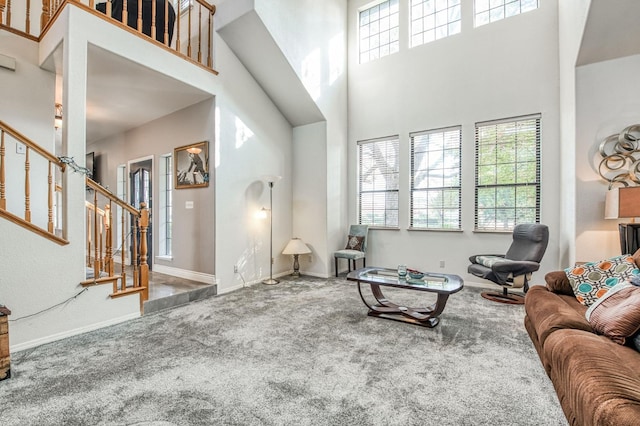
[357,282,450,328]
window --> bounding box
[358,136,399,227]
[475,114,541,231]
[410,127,461,229]
[158,155,173,257]
[475,0,538,27]
[359,0,400,64]
[411,0,461,47]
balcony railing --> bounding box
[0,120,68,245]
[0,0,217,73]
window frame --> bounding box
[358,0,400,64]
[410,0,462,48]
[358,135,400,229]
[474,114,541,232]
[158,154,173,258]
[474,0,539,27]
[410,125,462,230]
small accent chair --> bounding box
[334,225,369,277]
[468,223,549,305]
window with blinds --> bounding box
[358,136,400,227]
[410,0,461,48]
[359,0,400,64]
[475,0,538,27]
[475,114,541,231]
[410,126,461,229]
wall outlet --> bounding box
[233,265,238,273]
[439,260,445,268]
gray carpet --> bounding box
[0,276,567,425]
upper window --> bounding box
[411,0,461,48]
[358,136,400,227]
[359,0,400,64]
[475,0,539,27]
[474,114,541,231]
[410,127,461,230]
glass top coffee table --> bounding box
[346,267,464,328]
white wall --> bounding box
[213,34,294,293]
[558,0,591,267]
[87,99,216,276]
[575,54,640,261]
[347,0,561,282]
[255,0,349,277]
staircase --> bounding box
[0,119,150,311]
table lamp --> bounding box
[605,186,640,254]
[282,238,311,277]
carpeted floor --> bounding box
[0,276,567,425]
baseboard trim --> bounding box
[299,271,330,279]
[152,264,216,285]
[10,312,140,352]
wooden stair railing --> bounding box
[0,120,68,245]
[83,177,149,309]
[1,0,217,74]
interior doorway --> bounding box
[129,156,153,270]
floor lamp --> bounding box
[262,175,282,285]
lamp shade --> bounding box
[605,186,640,219]
[282,238,311,255]
[262,175,282,186]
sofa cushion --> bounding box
[545,329,640,426]
[565,254,639,306]
[585,280,640,345]
[524,286,591,365]
[545,270,575,295]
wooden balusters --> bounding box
[0,0,6,26]
[139,202,149,302]
[5,0,11,27]
[207,5,214,68]
[104,203,113,276]
[0,130,5,210]
[122,0,128,25]
[163,0,169,45]
[120,205,126,284]
[136,0,142,34]
[0,120,67,244]
[40,0,50,31]
[197,5,201,63]
[187,2,192,58]
[151,0,156,41]
[25,0,30,34]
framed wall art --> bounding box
[174,141,209,189]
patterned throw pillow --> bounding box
[565,254,639,307]
[345,235,364,252]
[585,280,640,345]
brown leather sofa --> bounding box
[524,267,640,426]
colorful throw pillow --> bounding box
[565,254,639,306]
[345,235,364,252]
[585,280,640,345]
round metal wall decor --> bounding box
[597,124,640,187]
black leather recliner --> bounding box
[96,0,176,45]
[468,223,549,304]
